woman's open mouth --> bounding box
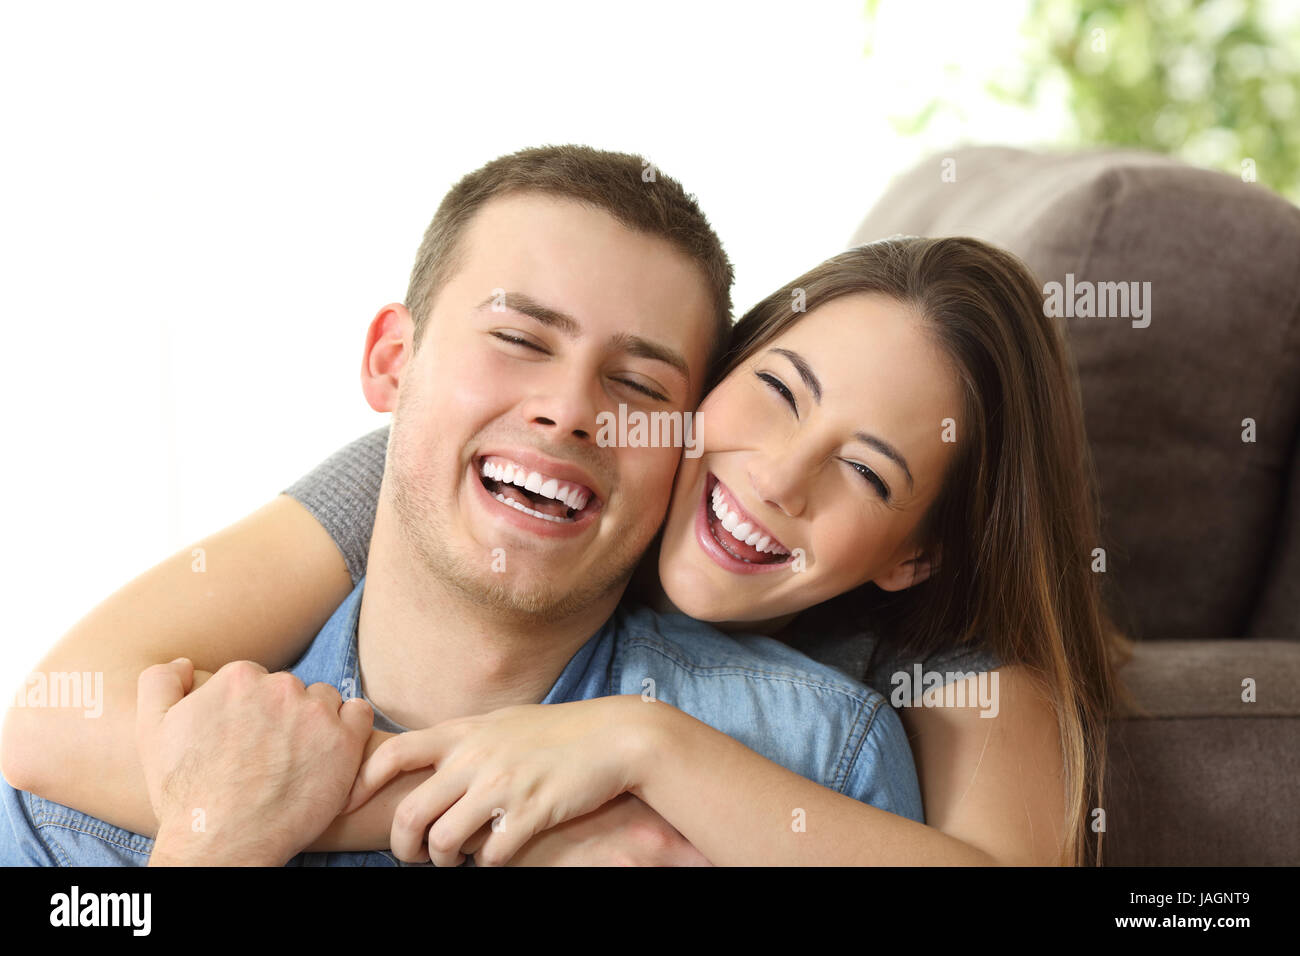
[694,473,792,574]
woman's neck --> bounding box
[715,613,799,638]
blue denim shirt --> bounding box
[1,580,922,866]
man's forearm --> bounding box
[9,665,416,857]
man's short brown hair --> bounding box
[404,144,734,371]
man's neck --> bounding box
[356,504,623,731]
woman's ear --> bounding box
[360,304,414,412]
[872,546,939,592]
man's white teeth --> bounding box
[710,483,785,555]
[480,459,590,511]
[492,492,572,523]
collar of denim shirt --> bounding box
[289,576,620,733]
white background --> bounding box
[1,0,1057,691]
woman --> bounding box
[6,237,1131,865]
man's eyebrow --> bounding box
[771,348,822,403]
[477,291,690,384]
[609,332,690,383]
[476,292,580,336]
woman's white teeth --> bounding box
[710,483,786,555]
[480,459,590,511]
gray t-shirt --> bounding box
[283,427,1001,697]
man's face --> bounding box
[382,193,716,619]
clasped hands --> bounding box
[136,659,708,866]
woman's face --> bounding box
[658,292,963,623]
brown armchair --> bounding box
[849,145,1300,865]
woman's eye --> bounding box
[757,371,797,414]
[847,460,890,501]
[491,331,546,352]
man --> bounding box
[0,145,921,866]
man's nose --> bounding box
[518,376,600,442]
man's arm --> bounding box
[137,659,372,866]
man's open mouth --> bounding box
[476,455,601,524]
[703,473,791,566]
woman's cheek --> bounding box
[809,514,879,594]
[703,381,770,445]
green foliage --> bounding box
[878,0,1300,201]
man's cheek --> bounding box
[439,367,505,421]
[619,445,681,510]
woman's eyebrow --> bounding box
[770,348,822,402]
[853,431,913,491]
[769,346,912,489]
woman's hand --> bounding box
[343,694,656,866]
[500,793,711,866]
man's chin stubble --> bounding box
[390,471,643,625]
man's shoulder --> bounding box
[610,602,882,704]
[287,579,366,692]
[606,604,920,816]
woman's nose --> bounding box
[748,451,810,518]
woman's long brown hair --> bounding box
[713,237,1134,865]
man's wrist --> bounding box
[149,819,285,867]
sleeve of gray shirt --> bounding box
[786,598,1002,697]
[282,426,389,585]
[864,640,1002,700]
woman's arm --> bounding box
[349,664,1066,866]
[631,664,1066,866]
[0,495,354,835]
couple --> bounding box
[1,145,1127,866]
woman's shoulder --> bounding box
[782,593,1003,697]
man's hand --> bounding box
[136,658,373,866]
[492,793,712,866]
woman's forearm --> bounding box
[1,496,353,833]
[7,670,420,855]
[306,731,431,853]
[629,699,997,866]
[2,662,161,835]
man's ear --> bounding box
[872,544,939,593]
[360,304,415,413]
